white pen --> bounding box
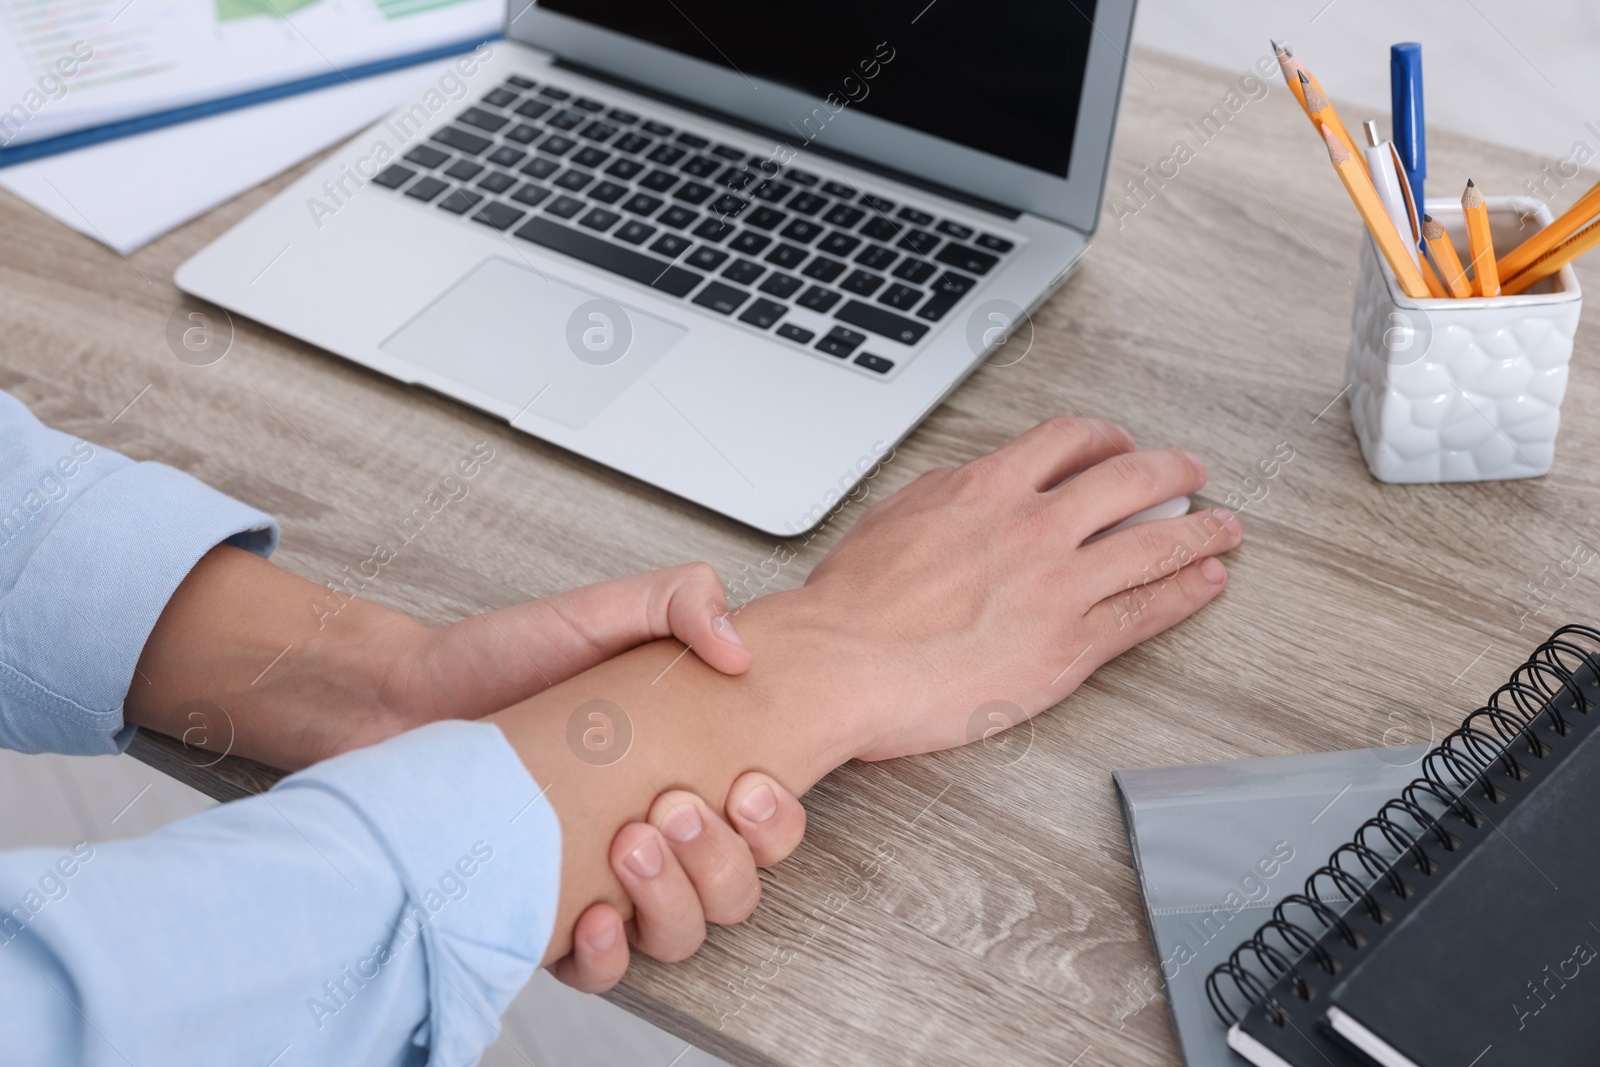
[1362,118,1422,268]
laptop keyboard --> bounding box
[371,73,1020,377]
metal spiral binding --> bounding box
[1204,625,1600,1027]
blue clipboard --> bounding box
[0,33,500,170]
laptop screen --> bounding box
[534,0,1098,179]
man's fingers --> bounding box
[609,823,706,963]
[549,904,630,993]
[650,791,762,925]
[1052,448,1209,541]
[725,772,807,868]
[1082,555,1229,668]
[1079,508,1242,602]
[983,416,1136,492]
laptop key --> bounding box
[759,273,804,299]
[572,146,610,168]
[712,144,745,161]
[977,233,1015,253]
[823,204,866,228]
[436,189,482,215]
[861,194,895,213]
[879,283,922,310]
[816,325,865,358]
[574,96,605,112]
[555,169,594,191]
[580,121,618,142]
[605,158,646,180]
[658,206,698,229]
[801,257,845,283]
[798,285,841,312]
[738,299,787,329]
[650,233,692,257]
[549,110,585,130]
[862,217,903,242]
[836,300,928,345]
[673,182,714,205]
[478,171,517,194]
[639,169,679,193]
[822,181,857,199]
[486,146,526,168]
[854,352,895,374]
[505,124,540,144]
[840,270,885,296]
[676,131,711,149]
[431,127,493,155]
[513,216,704,297]
[722,259,765,285]
[788,192,828,216]
[520,157,559,180]
[785,168,820,186]
[446,160,485,181]
[579,207,621,232]
[934,243,1000,275]
[693,218,736,242]
[682,155,720,178]
[472,201,526,230]
[915,291,960,321]
[776,323,815,344]
[606,108,639,124]
[648,144,687,166]
[730,232,771,255]
[404,176,448,202]
[892,259,937,284]
[515,99,553,120]
[614,132,652,154]
[404,145,449,169]
[590,181,628,204]
[615,220,656,245]
[897,206,935,226]
[687,246,730,270]
[753,181,793,203]
[622,193,664,216]
[373,164,416,189]
[511,183,552,207]
[642,120,674,136]
[856,245,897,271]
[747,207,787,231]
[539,86,571,100]
[546,195,585,219]
[457,107,509,132]
[717,167,756,190]
[819,232,861,257]
[538,134,576,155]
[779,219,824,244]
[692,281,751,315]
[506,75,536,90]
[898,229,940,255]
[933,270,978,296]
[937,220,974,240]
[765,243,808,269]
[711,194,749,218]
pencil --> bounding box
[1273,41,1308,111]
[1321,125,1429,298]
[1498,178,1600,280]
[1461,179,1499,297]
[1298,70,1364,172]
[1421,215,1472,298]
[1501,214,1600,296]
[1420,248,1452,298]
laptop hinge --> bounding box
[549,57,1024,221]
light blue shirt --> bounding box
[0,391,562,1066]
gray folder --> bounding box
[1112,745,1428,1067]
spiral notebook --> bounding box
[1207,625,1600,1067]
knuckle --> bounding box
[683,560,721,591]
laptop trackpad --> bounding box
[380,256,687,430]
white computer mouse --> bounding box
[1083,494,1192,543]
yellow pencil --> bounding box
[1273,41,1308,111]
[1502,214,1600,295]
[1321,125,1429,298]
[1499,178,1600,280]
[1298,70,1364,173]
[1422,215,1472,299]
[1420,251,1451,298]
[1461,179,1499,297]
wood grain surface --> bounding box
[4,46,1596,1067]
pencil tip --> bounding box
[1467,178,1476,187]
[1284,44,1294,56]
[1422,213,1434,222]
[1297,69,1309,84]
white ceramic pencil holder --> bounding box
[1346,196,1582,483]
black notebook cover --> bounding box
[1205,628,1600,1067]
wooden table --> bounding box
[5,46,1596,1067]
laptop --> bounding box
[177,0,1138,536]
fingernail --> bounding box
[711,610,746,650]
[587,922,619,954]
[1211,508,1241,535]
[1200,557,1227,584]
[1180,449,1207,480]
[662,804,702,843]
[625,837,664,879]
[738,784,778,823]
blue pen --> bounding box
[1391,42,1426,212]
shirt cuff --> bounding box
[0,460,277,755]
[277,719,561,1067]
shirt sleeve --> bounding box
[0,390,279,755]
[0,719,563,1067]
